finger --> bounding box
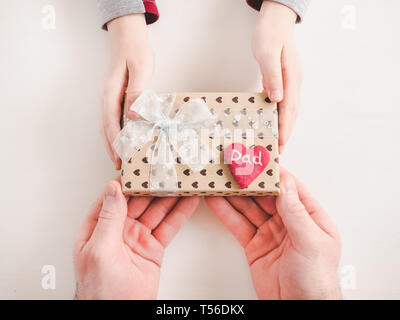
[74,195,104,255]
[127,196,154,219]
[125,91,142,119]
[278,77,299,150]
[125,60,153,119]
[102,124,121,170]
[91,180,128,245]
[276,174,322,251]
[75,176,122,251]
[204,197,256,248]
[252,195,285,237]
[103,105,123,170]
[124,220,164,267]
[115,156,121,170]
[139,197,179,230]
[153,197,201,247]
[253,196,276,216]
[259,50,283,102]
[123,196,154,238]
[226,196,269,227]
[280,167,339,239]
[278,41,302,149]
[102,60,127,169]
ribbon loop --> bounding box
[113,91,215,193]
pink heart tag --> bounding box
[224,143,270,189]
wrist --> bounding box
[260,1,297,25]
[108,13,148,45]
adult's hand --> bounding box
[102,14,154,169]
[205,169,342,299]
[252,1,303,152]
[74,180,200,299]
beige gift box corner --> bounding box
[121,92,280,196]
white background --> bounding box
[1,0,399,299]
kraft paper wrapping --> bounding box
[120,93,280,196]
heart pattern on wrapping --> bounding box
[224,143,270,189]
[121,93,278,195]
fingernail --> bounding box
[270,90,282,102]
[104,183,116,198]
[281,176,297,194]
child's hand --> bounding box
[252,1,303,152]
[205,168,342,300]
[102,14,154,169]
[74,180,200,299]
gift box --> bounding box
[114,91,280,196]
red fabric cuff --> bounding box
[143,0,159,24]
[246,0,263,11]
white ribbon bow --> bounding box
[113,90,215,193]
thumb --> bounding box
[125,91,142,120]
[125,62,153,120]
[260,51,283,102]
[91,181,127,245]
[276,175,321,250]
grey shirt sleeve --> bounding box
[97,0,145,30]
[272,0,310,22]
